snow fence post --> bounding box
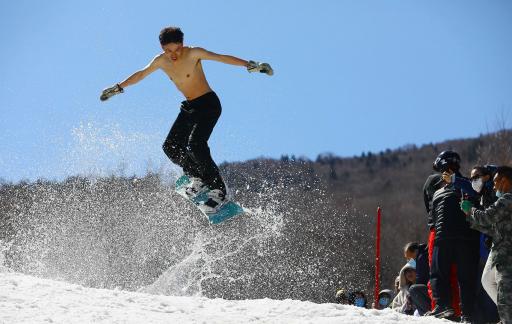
[373,206,382,308]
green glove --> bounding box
[460,200,473,214]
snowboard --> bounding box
[175,175,245,224]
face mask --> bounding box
[496,191,504,198]
[354,297,365,307]
[472,178,484,193]
[379,297,390,307]
[407,259,416,269]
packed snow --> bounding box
[0,272,447,324]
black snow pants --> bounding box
[162,91,226,194]
[430,239,480,317]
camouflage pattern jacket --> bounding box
[468,193,512,267]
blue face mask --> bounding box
[407,259,416,269]
[496,191,504,198]
[379,297,390,307]
[354,297,365,307]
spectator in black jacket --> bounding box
[404,242,430,286]
[422,169,447,316]
[404,242,432,316]
[470,165,499,208]
[426,151,480,322]
[423,173,444,217]
[444,164,500,323]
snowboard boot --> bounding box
[184,177,209,200]
[199,189,227,214]
[175,174,191,191]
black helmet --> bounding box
[433,150,461,172]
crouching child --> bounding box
[391,264,417,315]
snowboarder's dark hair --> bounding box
[159,27,184,45]
[496,166,512,182]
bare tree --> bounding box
[477,110,512,165]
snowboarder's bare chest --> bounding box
[161,56,207,85]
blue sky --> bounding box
[1,0,511,181]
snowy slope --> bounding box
[0,272,447,324]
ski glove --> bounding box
[460,200,473,215]
[247,60,274,76]
[100,84,124,101]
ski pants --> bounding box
[162,91,226,193]
[427,229,461,316]
[482,256,498,304]
[430,239,479,317]
[474,255,499,323]
[482,256,512,324]
[409,284,431,316]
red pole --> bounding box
[374,207,382,308]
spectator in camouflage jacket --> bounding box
[461,166,512,324]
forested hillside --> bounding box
[1,130,510,302]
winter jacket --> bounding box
[467,193,512,267]
[415,244,430,286]
[391,264,416,314]
[452,176,479,198]
[423,174,444,229]
[431,179,480,243]
[468,180,498,258]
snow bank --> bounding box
[0,272,446,324]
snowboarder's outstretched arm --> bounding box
[193,47,273,76]
[100,55,161,101]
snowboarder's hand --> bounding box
[247,61,274,76]
[100,84,124,101]
[460,200,473,215]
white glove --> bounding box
[247,60,274,76]
[100,84,124,101]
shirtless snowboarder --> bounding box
[100,26,273,216]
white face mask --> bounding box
[472,178,484,193]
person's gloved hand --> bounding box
[460,200,473,215]
[100,84,124,101]
[247,60,274,76]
